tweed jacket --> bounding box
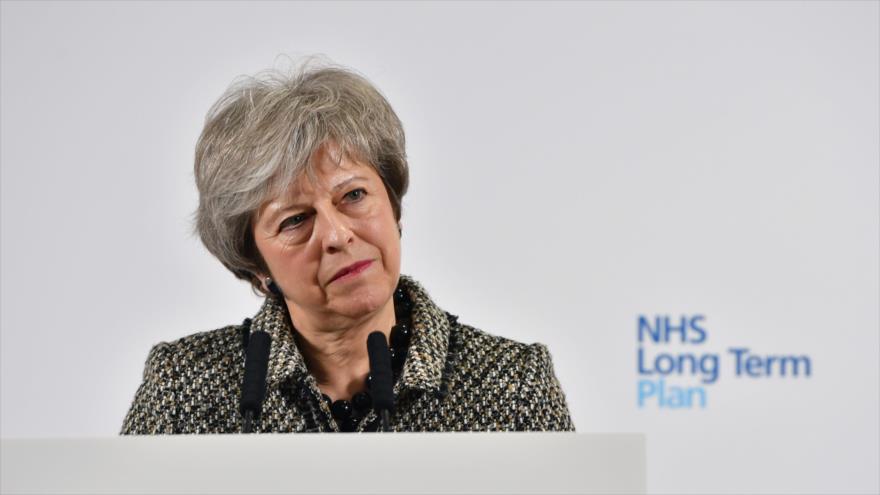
[121,275,575,434]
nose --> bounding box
[315,206,354,254]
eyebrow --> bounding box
[261,175,370,225]
[331,175,368,193]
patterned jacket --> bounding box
[121,275,575,433]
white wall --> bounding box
[1,2,877,493]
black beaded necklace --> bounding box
[320,285,413,432]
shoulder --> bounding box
[135,323,248,391]
[448,319,575,432]
[121,323,246,435]
[142,323,245,371]
[450,319,555,376]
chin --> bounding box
[330,283,392,319]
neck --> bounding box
[286,298,396,401]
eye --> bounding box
[344,188,367,202]
[279,213,308,231]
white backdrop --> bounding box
[1,1,877,493]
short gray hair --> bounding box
[193,61,409,294]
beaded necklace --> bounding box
[319,285,413,432]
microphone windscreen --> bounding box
[240,330,272,416]
[367,331,395,411]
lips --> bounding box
[329,260,373,284]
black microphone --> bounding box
[240,330,271,433]
[367,331,395,431]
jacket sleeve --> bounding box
[120,343,180,435]
[516,343,576,432]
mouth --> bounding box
[329,260,374,284]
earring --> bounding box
[265,277,283,297]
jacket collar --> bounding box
[249,275,451,394]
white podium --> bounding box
[1,433,645,494]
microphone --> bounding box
[240,330,271,433]
[367,331,395,431]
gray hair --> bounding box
[193,61,409,294]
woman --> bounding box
[121,63,574,433]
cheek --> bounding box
[379,222,402,270]
[359,211,400,260]
[259,239,290,269]
[257,237,317,283]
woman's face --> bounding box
[252,143,401,325]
